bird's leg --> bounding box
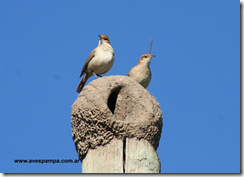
[92,72,99,78]
[92,71,102,78]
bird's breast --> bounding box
[128,65,151,88]
[87,46,114,74]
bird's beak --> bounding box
[98,35,102,45]
[151,55,156,58]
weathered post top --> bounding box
[71,75,163,173]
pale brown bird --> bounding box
[127,53,155,89]
[76,34,115,93]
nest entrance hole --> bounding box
[107,86,122,114]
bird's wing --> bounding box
[80,49,96,77]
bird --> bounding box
[127,53,155,89]
[76,34,115,93]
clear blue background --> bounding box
[0,0,240,173]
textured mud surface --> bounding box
[71,75,163,161]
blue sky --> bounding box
[0,0,240,173]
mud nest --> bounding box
[71,75,163,161]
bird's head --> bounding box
[138,53,156,66]
[98,34,110,45]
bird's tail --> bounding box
[76,73,89,93]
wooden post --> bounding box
[71,75,163,173]
[82,138,123,173]
[125,138,161,173]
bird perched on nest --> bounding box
[127,53,155,89]
[76,34,115,93]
